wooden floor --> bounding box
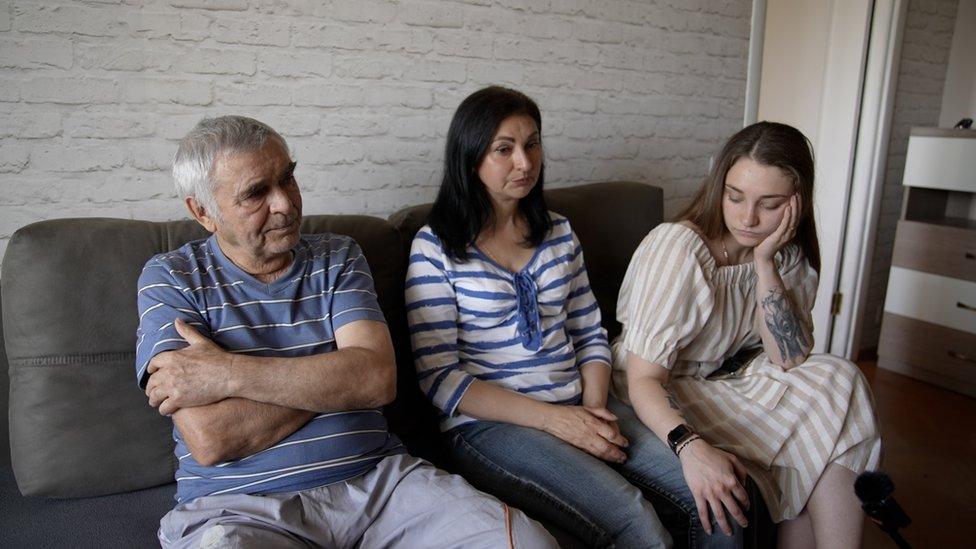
[858,360,975,548]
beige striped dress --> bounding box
[610,223,881,522]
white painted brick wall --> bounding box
[858,0,958,352]
[0,0,751,267]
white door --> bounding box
[832,0,909,358]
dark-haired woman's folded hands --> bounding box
[539,405,629,464]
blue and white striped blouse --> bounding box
[406,213,612,431]
[136,233,403,503]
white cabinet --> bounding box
[878,128,976,397]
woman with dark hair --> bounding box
[405,86,717,548]
[612,121,881,548]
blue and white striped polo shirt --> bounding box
[135,233,403,503]
[406,214,612,431]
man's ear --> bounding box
[185,196,217,233]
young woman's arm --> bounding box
[753,194,814,368]
[625,352,750,536]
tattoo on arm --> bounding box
[665,388,687,421]
[761,288,809,360]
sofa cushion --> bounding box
[389,181,664,341]
[1,215,404,497]
[0,463,175,547]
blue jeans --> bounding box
[448,396,742,549]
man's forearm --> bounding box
[174,398,315,466]
[148,320,397,417]
[226,346,395,412]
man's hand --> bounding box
[146,318,233,415]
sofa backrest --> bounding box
[1,215,405,498]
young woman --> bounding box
[405,87,736,548]
[613,121,882,548]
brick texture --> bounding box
[858,0,959,351]
[0,0,751,266]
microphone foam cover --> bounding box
[854,471,894,503]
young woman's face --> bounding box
[477,114,543,206]
[722,157,796,247]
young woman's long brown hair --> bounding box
[676,121,821,272]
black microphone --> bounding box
[855,471,911,549]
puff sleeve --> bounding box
[616,224,715,371]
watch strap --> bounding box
[667,424,696,454]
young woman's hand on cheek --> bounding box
[754,193,798,266]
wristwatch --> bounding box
[667,424,697,454]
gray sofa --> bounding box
[1,182,773,548]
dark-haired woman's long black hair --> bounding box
[428,86,553,262]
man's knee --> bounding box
[199,524,234,549]
[197,523,305,549]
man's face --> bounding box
[204,139,302,266]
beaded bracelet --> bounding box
[675,435,702,456]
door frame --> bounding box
[746,0,905,358]
[830,0,908,357]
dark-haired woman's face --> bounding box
[477,114,542,208]
[722,157,795,247]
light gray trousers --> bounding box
[159,454,557,549]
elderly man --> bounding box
[136,116,555,548]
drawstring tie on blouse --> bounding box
[514,271,542,351]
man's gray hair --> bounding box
[172,115,290,216]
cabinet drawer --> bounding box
[878,313,976,395]
[892,220,976,283]
[884,267,976,334]
[903,134,976,192]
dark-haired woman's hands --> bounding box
[586,405,627,456]
[755,193,799,266]
[541,405,629,463]
[679,439,750,536]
